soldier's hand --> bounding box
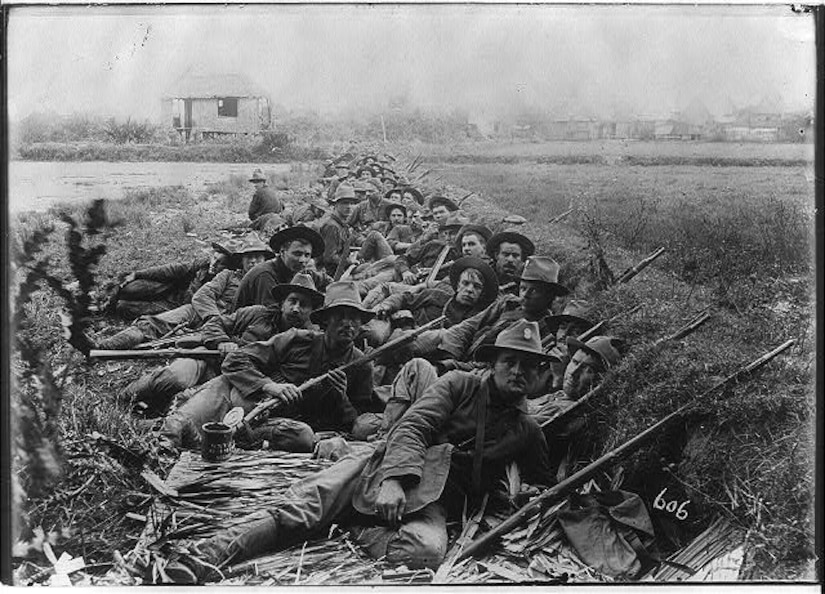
[120,272,136,287]
[375,478,406,527]
[374,304,391,318]
[217,342,238,354]
[265,382,301,405]
[327,369,348,395]
[401,271,417,285]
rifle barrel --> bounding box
[88,349,222,361]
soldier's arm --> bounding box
[222,330,294,399]
[191,269,233,320]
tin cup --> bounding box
[201,422,234,462]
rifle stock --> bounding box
[458,339,795,561]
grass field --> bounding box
[9,141,816,583]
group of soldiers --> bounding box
[94,150,625,583]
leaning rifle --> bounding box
[88,348,222,361]
[227,314,448,432]
[424,244,452,285]
[616,246,666,284]
[458,339,795,561]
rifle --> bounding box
[616,247,666,284]
[548,208,575,225]
[425,245,452,286]
[135,331,203,351]
[226,314,448,432]
[88,348,222,361]
[458,339,795,561]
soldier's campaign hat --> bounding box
[270,272,325,308]
[518,256,570,296]
[365,178,383,193]
[474,319,555,363]
[486,231,536,260]
[455,224,493,249]
[269,225,325,257]
[353,182,371,195]
[330,184,361,204]
[311,281,376,324]
[249,169,267,183]
[441,212,471,230]
[565,335,623,370]
[427,195,459,212]
[234,234,275,258]
[335,162,350,170]
[400,186,425,205]
[545,300,595,334]
[449,256,499,307]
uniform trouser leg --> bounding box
[193,448,375,567]
[136,303,197,339]
[362,281,411,309]
[382,358,439,432]
[159,375,234,449]
[358,231,394,262]
[351,502,449,570]
[128,357,211,412]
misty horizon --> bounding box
[7,4,816,125]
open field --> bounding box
[9,142,816,583]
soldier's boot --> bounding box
[96,326,146,350]
[162,510,281,584]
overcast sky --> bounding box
[6,4,816,122]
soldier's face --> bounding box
[492,350,543,398]
[324,308,364,349]
[455,269,485,306]
[281,292,314,328]
[496,242,524,276]
[408,210,423,229]
[563,350,601,399]
[389,209,406,225]
[556,321,587,343]
[335,200,357,220]
[431,205,450,226]
[241,253,266,274]
[281,240,314,272]
[461,233,486,257]
[519,280,555,315]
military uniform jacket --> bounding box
[248,186,284,221]
[200,304,314,349]
[348,198,388,232]
[233,257,329,310]
[190,268,242,321]
[436,295,553,361]
[319,212,352,277]
[222,328,374,431]
[352,370,552,515]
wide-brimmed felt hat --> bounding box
[518,256,570,296]
[365,178,382,193]
[269,225,325,256]
[380,201,406,220]
[566,335,623,370]
[270,272,324,308]
[455,224,493,249]
[441,212,471,230]
[428,195,459,212]
[474,319,555,363]
[398,186,425,205]
[249,169,267,183]
[449,256,499,307]
[486,231,536,260]
[234,234,275,258]
[310,281,376,324]
[331,184,361,204]
[545,299,594,333]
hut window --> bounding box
[218,97,239,117]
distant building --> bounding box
[161,73,271,141]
